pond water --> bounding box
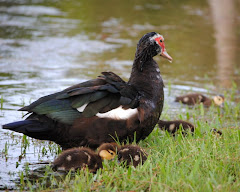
[0,0,240,189]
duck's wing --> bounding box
[19,72,139,125]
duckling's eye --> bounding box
[108,150,114,155]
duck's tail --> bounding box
[2,120,51,139]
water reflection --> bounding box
[209,0,237,88]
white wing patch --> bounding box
[96,106,138,120]
[77,103,88,112]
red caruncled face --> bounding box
[154,35,172,62]
[155,36,165,52]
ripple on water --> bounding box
[0,130,58,190]
[0,36,121,92]
[0,5,63,16]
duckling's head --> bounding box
[210,128,223,136]
[98,143,119,160]
[213,95,225,107]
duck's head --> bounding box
[98,143,119,160]
[213,95,225,107]
[136,32,172,62]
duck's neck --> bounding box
[128,56,163,99]
[133,44,153,71]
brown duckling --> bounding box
[52,147,102,173]
[52,143,118,173]
[210,128,223,136]
[98,143,148,167]
[158,120,195,136]
[175,93,224,107]
[118,145,148,167]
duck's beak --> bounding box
[160,50,173,62]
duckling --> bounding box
[175,93,224,107]
[52,147,102,173]
[52,143,119,173]
[118,145,148,167]
[158,120,195,136]
[210,128,223,136]
[97,142,119,160]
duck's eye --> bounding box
[160,39,163,42]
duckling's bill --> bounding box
[99,149,116,160]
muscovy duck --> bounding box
[175,93,224,107]
[3,32,172,149]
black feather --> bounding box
[19,92,61,111]
[63,78,106,92]
[68,87,98,97]
[71,91,108,109]
[98,95,121,113]
[82,95,119,117]
[119,97,132,105]
[27,99,81,125]
[47,110,81,124]
[32,99,72,114]
[2,120,49,134]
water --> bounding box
[0,0,240,189]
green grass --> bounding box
[9,90,240,191]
